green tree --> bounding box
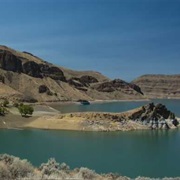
[18,104,34,117]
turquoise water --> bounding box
[52,99,180,117]
[0,129,180,178]
[0,99,180,178]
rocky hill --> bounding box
[0,45,144,102]
[133,74,180,99]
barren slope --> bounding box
[133,74,180,99]
[0,45,144,102]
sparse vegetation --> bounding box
[18,104,34,117]
[13,102,19,108]
[39,85,49,94]
[3,99,9,107]
[47,90,53,96]
[0,154,179,180]
[0,107,6,116]
[22,96,38,103]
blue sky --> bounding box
[0,0,180,81]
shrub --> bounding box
[0,162,11,179]
[18,104,34,117]
[0,154,34,179]
[13,102,19,108]
[0,107,6,116]
[3,99,9,107]
[22,96,38,103]
[9,157,34,178]
[39,158,60,176]
[39,85,49,93]
[74,167,98,179]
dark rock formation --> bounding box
[95,79,143,94]
[0,50,22,73]
[39,64,66,82]
[0,49,67,82]
[68,76,98,91]
[68,78,88,91]
[39,85,49,93]
[22,61,42,78]
[129,103,178,129]
[96,81,115,92]
[80,75,98,84]
[129,83,144,95]
[22,62,67,81]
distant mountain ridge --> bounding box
[133,74,180,99]
[0,45,179,102]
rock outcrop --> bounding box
[80,75,98,84]
[39,64,66,82]
[0,50,22,73]
[22,61,42,78]
[94,79,143,95]
[129,103,178,129]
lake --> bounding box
[0,99,180,178]
[51,99,180,117]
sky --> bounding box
[0,0,180,81]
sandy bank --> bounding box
[24,111,149,131]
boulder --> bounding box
[39,85,49,93]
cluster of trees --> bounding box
[0,99,34,117]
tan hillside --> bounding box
[0,45,144,102]
[133,74,180,99]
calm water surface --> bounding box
[0,99,180,178]
[52,99,180,117]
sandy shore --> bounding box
[0,104,148,131]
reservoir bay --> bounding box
[0,99,180,178]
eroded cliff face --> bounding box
[0,45,144,102]
[133,75,180,99]
[0,50,22,73]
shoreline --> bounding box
[0,100,179,132]
[36,97,180,107]
[1,104,179,132]
[40,98,151,108]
